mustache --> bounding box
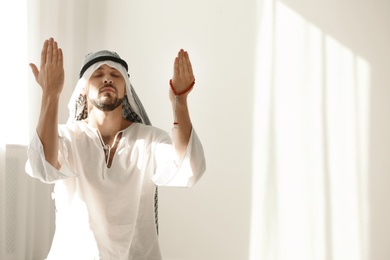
[102,83,114,87]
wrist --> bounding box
[42,91,61,102]
[169,88,189,103]
[170,80,193,127]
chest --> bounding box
[70,133,155,183]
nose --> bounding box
[104,78,113,84]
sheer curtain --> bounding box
[250,0,370,259]
[0,1,56,259]
[0,0,43,259]
[0,1,90,259]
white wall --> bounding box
[27,0,390,259]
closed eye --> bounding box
[111,72,121,77]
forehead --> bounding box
[94,64,119,72]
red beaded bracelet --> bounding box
[169,79,195,96]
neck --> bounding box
[86,106,132,137]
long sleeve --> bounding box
[152,128,206,187]
[25,131,78,184]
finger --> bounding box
[29,63,39,81]
[174,56,179,77]
[40,40,48,69]
[47,38,53,64]
[57,48,63,66]
[52,40,58,63]
[178,49,185,76]
[181,50,190,77]
[180,52,191,81]
[184,51,194,78]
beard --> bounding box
[89,95,124,111]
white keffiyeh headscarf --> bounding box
[67,50,151,126]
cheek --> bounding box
[86,82,99,95]
[120,82,127,96]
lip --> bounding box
[100,86,116,93]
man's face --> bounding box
[86,64,126,111]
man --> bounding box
[25,38,206,259]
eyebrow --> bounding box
[94,67,120,73]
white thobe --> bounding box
[25,121,206,260]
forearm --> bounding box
[28,38,64,169]
[36,93,60,168]
[171,93,192,158]
[169,49,196,158]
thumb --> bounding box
[29,63,39,81]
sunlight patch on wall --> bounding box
[251,0,370,259]
[324,35,370,260]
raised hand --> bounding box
[29,38,64,97]
[171,49,195,96]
